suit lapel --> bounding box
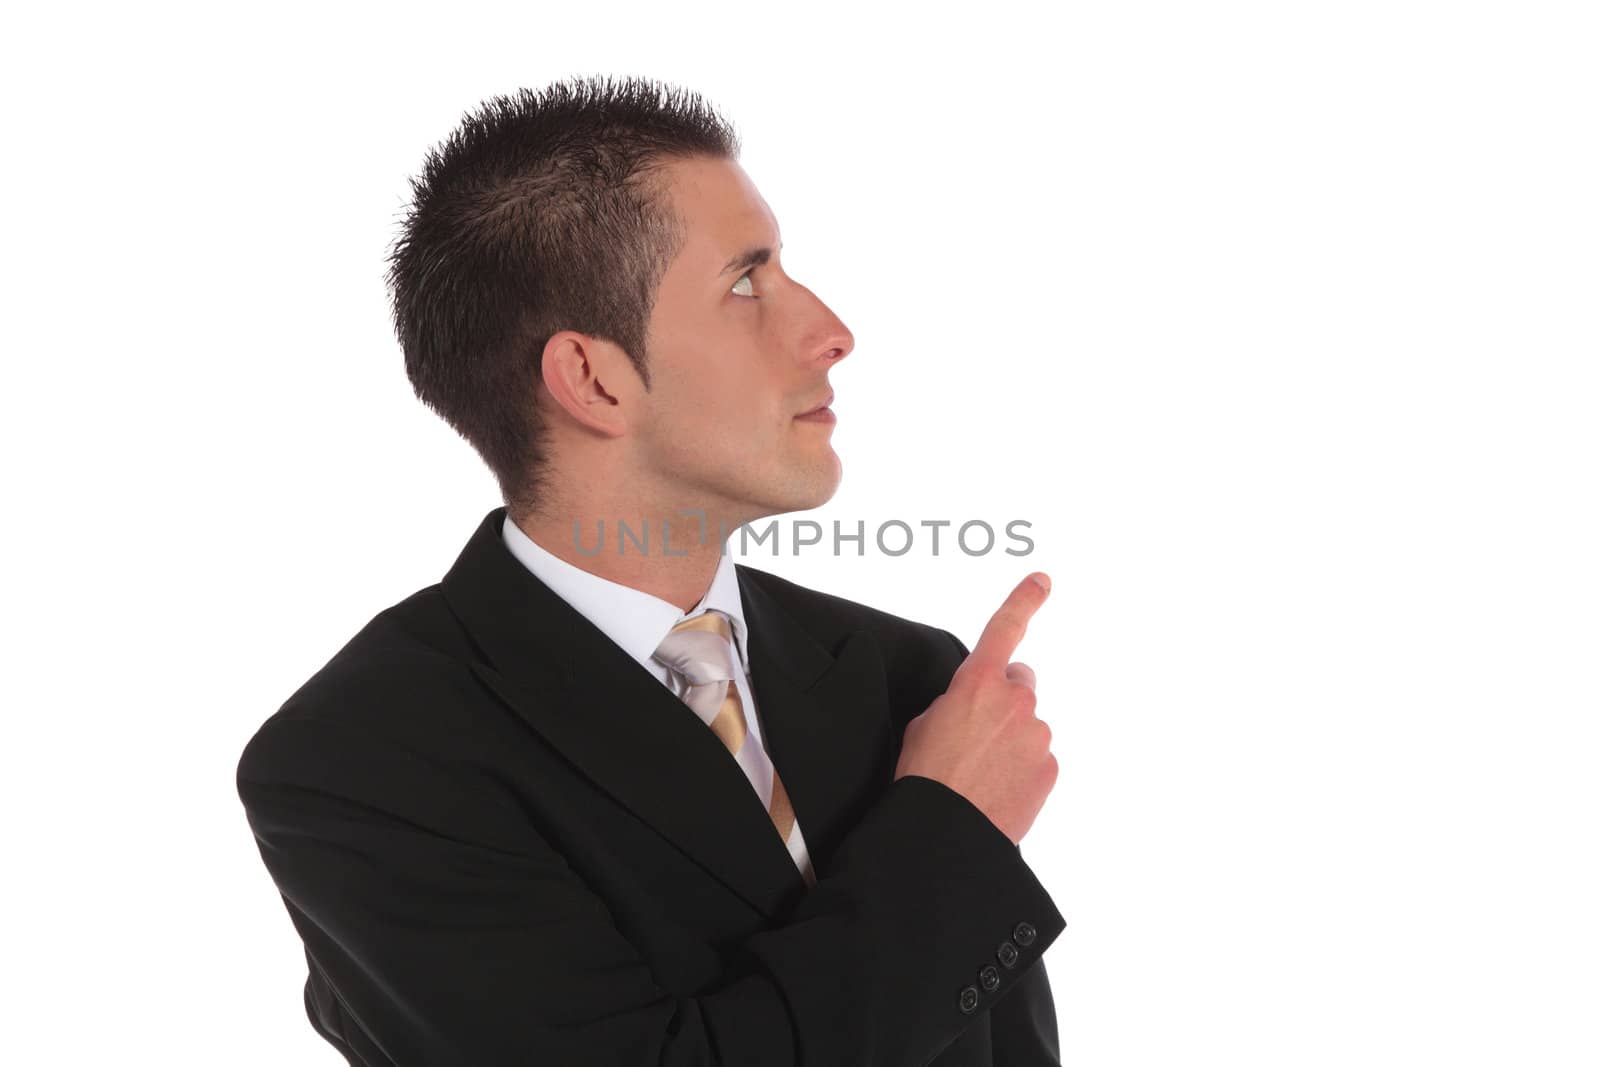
[736,566,897,877]
[440,508,895,920]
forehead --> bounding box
[657,156,780,268]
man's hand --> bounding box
[894,573,1058,845]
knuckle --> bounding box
[1004,660,1033,685]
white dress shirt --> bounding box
[502,515,816,887]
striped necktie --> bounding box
[651,610,796,845]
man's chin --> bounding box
[732,480,839,526]
[777,473,844,517]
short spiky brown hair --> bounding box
[385,75,741,517]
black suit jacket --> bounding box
[237,506,1066,1066]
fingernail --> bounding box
[1031,573,1051,592]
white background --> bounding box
[4,1,1596,1063]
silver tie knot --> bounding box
[652,611,742,728]
[652,627,738,688]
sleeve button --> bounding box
[997,940,1019,968]
[979,964,1000,991]
[1014,921,1037,946]
[959,985,981,1014]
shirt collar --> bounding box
[500,514,751,674]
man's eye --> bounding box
[731,271,756,298]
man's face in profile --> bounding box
[631,156,855,528]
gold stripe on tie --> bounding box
[663,611,796,844]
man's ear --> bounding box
[538,330,643,437]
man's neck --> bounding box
[510,507,739,615]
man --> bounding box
[237,75,1064,1066]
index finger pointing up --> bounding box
[962,572,1051,677]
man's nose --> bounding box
[804,296,854,367]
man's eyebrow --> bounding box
[718,241,783,277]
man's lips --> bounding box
[796,391,835,417]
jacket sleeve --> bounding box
[986,960,1062,1066]
[238,708,1065,1067]
[941,628,1065,1066]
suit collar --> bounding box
[440,506,896,919]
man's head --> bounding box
[387,75,853,531]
